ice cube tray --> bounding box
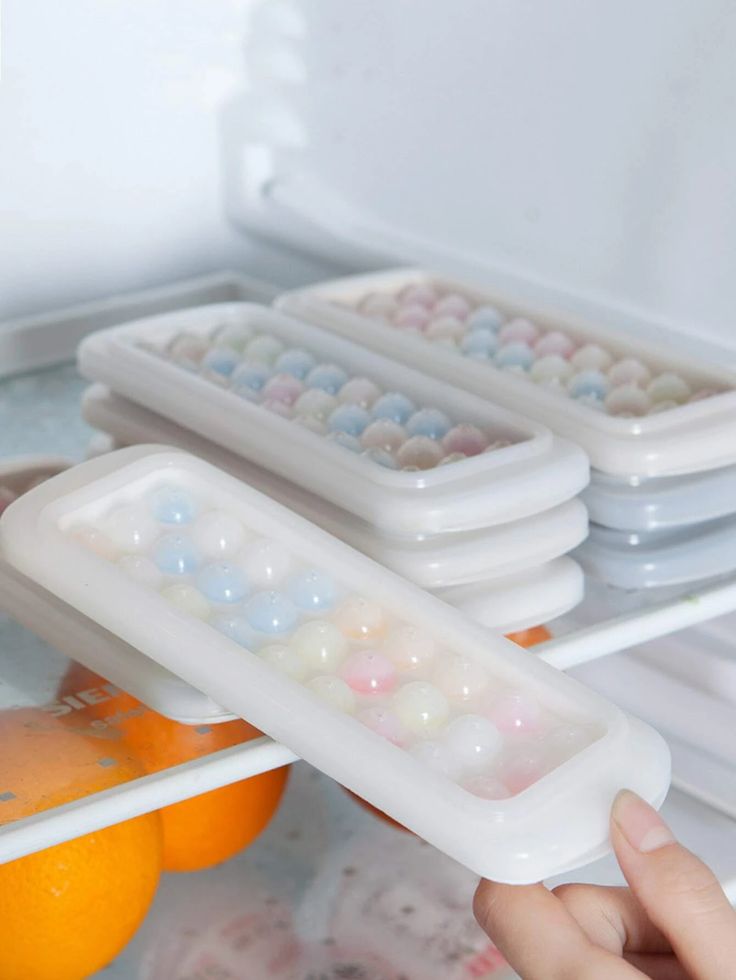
[575,516,736,589]
[77,303,589,535]
[278,270,736,478]
[0,446,669,882]
[81,384,588,591]
[583,466,736,532]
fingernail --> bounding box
[612,789,676,853]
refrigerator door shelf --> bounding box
[278,269,736,479]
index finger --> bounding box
[474,879,643,980]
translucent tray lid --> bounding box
[77,302,589,536]
[575,515,736,589]
[0,446,669,882]
[278,270,736,478]
[0,562,234,725]
[82,384,588,590]
[584,466,736,531]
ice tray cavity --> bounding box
[279,271,736,478]
[0,448,669,881]
[77,303,589,535]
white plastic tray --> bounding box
[583,466,736,532]
[575,517,736,589]
[278,269,736,478]
[438,559,584,634]
[82,384,588,592]
[0,446,669,883]
[77,302,589,536]
[0,562,234,724]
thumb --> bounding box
[611,789,736,980]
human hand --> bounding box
[474,789,736,978]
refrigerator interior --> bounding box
[2,1,736,976]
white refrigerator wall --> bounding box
[2,0,736,352]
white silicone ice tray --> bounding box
[583,467,736,532]
[0,446,669,882]
[82,384,588,592]
[278,270,736,478]
[575,517,736,589]
[77,303,589,535]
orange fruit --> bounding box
[59,663,290,872]
[506,625,552,648]
[0,707,163,980]
[344,788,411,833]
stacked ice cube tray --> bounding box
[0,446,670,881]
[77,303,590,628]
[279,269,736,590]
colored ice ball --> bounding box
[371,392,416,425]
[392,681,450,735]
[647,372,691,404]
[405,408,452,440]
[211,613,262,649]
[196,562,250,604]
[211,322,254,351]
[398,283,438,307]
[501,744,549,794]
[241,538,293,587]
[262,373,304,405]
[274,347,317,379]
[383,625,436,673]
[570,344,613,372]
[360,420,408,453]
[291,619,348,672]
[494,342,534,371]
[167,333,209,365]
[332,596,385,640]
[288,568,337,612]
[201,347,239,378]
[498,318,540,346]
[244,334,285,365]
[307,676,356,714]
[337,376,383,408]
[467,306,504,331]
[357,706,406,746]
[433,655,489,704]
[435,293,471,318]
[327,431,362,453]
[230,362,272,395]
[567,370,609,402]
[149,486,198,525]
[244,590,298,633]
[294,388,339,421]
[529,355,573,385]
[118,554,163,589]
[153,533,200,575]
[103,504,160,552]
[160,583,211,620]
[262,397,293,418]
[486,690,541,733]
[257,643,307,681]
[604,383,651,417]
[460,328,499,359]
[191,510,247,559]
[441,424,487,457]
[362,448,398,469]
[327,403,371,437]
[305,363,349,395]
[442,714,502,773]
[607,358,652,388]
[533,330,576,359]
[395,436,443,470]
[340,650,397,695]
